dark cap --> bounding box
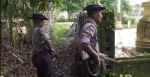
[28,13,48,20]
[83,4,106,11]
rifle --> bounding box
[45,47,58,61]
[84,55,117,77]
[99,55,116,70]
[85,56,116,76]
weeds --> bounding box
[51,24,71,46]
[110,73,132,77]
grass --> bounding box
[122,23,138,29]
[51,24,71,46]
[51,24,71,36]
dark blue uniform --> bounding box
[79,18,99,77]
[78,4,106,77]
[28,14,55,77]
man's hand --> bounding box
[81,43,102,66]
[51,48,56,53]
[99,53,108,58]
[45,40,56,53]
[95,56,102,66]
[99,53,109,61]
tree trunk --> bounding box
[8,18,13,45]
[84,0,86,7]
[67,10,71,21]
[67,4,71,21]
[0,17,1,51]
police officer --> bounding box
[79,4,108,77]
[28,13,55,77]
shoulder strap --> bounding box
[79,21,97,38]
[31,28,39,54]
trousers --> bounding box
[32,50,55,77]
[73,58,98,77]
[82,59,98,77]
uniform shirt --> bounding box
[28,26,50,51]
[79,18,99,53]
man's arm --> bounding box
[45,40,55,53]
[39,28,55,53]
[81,43,101,66]
[80,25,101,65]
[81,43,99,59]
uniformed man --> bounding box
[79,4,108,77]
[28,13,55,77]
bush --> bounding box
[70,17,75,22]
[130,18,135,24]
[51,35,63,46]
[51,24,71,45]
[57,17,75,22]
[98,9,115,57]
[57,17,68,22]
[121,16,128,24]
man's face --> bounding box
[34,19,45,27]
[39,20,44,27]
[94,11,103,22]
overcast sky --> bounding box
[128,0,150,6]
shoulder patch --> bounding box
[89,27,95,37]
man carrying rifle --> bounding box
[79,4,108,77]
[28,13,55,77]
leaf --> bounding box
[1,0,8,11]
[1,0,6,9]
[120,74,124,77]
[4,69,10,77]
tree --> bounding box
[60,0,84,21]
[1,0,62,42]
[0,13,1,51]
[1,0,62,20]
[99,0,117,9]
[131,3,141,16]
[86,0,132,15]
[121,0,132,15]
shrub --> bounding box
[51,24,71,45]
[121,16,128,24]
[70,17,75,22]
[57,17,75,22]
[130,18,135,24]
[58,17,68,22]
[51,35,63,46]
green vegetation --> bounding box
[121,16,137,29]
[1,0,62,45]
[120,74,132,77]
[51,24,71,45]
[130,18,135,24]
[121,16,136,25]
[51,24,71,36]
[110,73,133,77]
[121,16,128,24]
[98,9,115,77]
[54,0,132,22]
[56,17,75,22]
[60,0,83,21]
[122,23,138,29]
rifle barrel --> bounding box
[99,56,116,63]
